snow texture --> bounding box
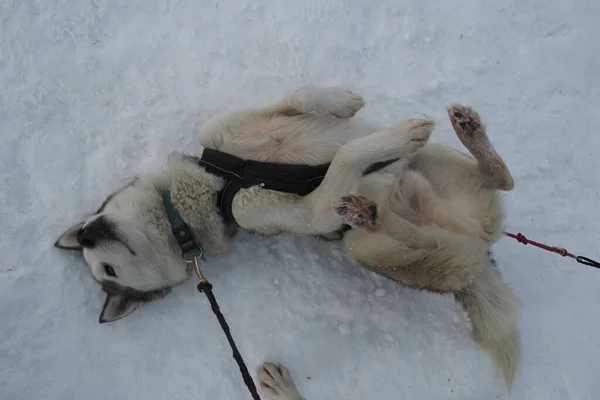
[1,0,600,399]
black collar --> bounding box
[162,191,205,261]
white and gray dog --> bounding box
[55,86,520,398]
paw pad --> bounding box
[448,104,483,137]
[332,194,379,229]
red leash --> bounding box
[503,231,600,269]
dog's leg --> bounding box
[199,86,366,153]
[387,168,490,239]
[336,194,487,292]
[233,119,434,235]
[334,194,433,246]
[305,119,434,232]
[447,104,514,191]
[266,86,365,119]
[340,197,521,387]
[258,362,305,400]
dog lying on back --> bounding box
[55,86,520,397]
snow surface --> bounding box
[2,0,600,399]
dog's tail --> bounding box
[454,255,521,389]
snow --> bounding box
[1,0,600,399]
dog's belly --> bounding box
[357,168,492,240]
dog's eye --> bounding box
[103,263,117,277]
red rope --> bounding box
[503,231,568,256]
[503,231,600,269]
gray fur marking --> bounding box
[101,280,172,301]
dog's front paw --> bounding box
[332,194,379,230]
[386,118,434,155]
[258,363,304,400]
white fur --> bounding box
[55,86,520,397]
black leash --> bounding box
[192,257,262,400]
[162,191,261,399]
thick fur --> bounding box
[55,86,520,396]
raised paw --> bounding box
[388,118,434,153]
[258,362,304,400]
[447,104,485,140]
[332,194,379,230]
[289,86,365,119]
[324,88,365,119]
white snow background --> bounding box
[1,0,600,399]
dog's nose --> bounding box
[76,227,95,248]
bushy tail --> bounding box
[454,257,521,389]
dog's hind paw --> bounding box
[289,86,364,119]
[447,104,485,140]
[332,194,379,230]
[258,362,304,400]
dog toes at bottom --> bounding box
[257,362,305,400]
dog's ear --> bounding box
[55,222,85,251]
[99,293,144,323]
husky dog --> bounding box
[55,86,520,394]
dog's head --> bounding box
[55,155,231,323]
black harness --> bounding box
[198,148,331,224]
[198,147,399,225]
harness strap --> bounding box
[199,148,330,224]
[199,148,400,225]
